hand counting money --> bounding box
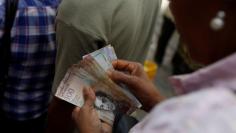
[55,45,141,125]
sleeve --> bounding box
[129,89,236,133]
[51,20,99,94]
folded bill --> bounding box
[85,45,141,108]
[55,45,141,125]
[83,45,117,71]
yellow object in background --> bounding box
[144,60,158,80]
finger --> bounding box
[108,69,134,85]
[83,87,96,107]
[72,107,80,119]
[112,60,137,73]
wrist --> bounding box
[144,92,164,112]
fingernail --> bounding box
[74,107,80,112]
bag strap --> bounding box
[0,0,18,87]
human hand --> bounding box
[72,87,112,133]
[108,60,164,112]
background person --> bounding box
[47,0,161,132]
[0,0,60,132]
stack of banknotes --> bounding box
[55,45,141,125]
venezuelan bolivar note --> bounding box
[55,46,141,125]
[83,45,117,71]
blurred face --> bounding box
[169,0,236,65]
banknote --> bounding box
[80,56,138,112]
[84,45,141,108]
[83,45,117,71]
[55,57,138,124]
[55,46,141,125]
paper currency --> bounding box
[55,45,141,125]
[83,45,117,71]
[84,45,141,108]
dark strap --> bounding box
[0,0,18,88]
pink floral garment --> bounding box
[130,53,236,133]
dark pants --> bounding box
[0,111,47,133]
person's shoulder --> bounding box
[57,0,121,23]
[56,0,156,25]
[56,0,134,40]
[56,0,160,39]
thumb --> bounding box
[83,87,96,108]
[72,107,80,120]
